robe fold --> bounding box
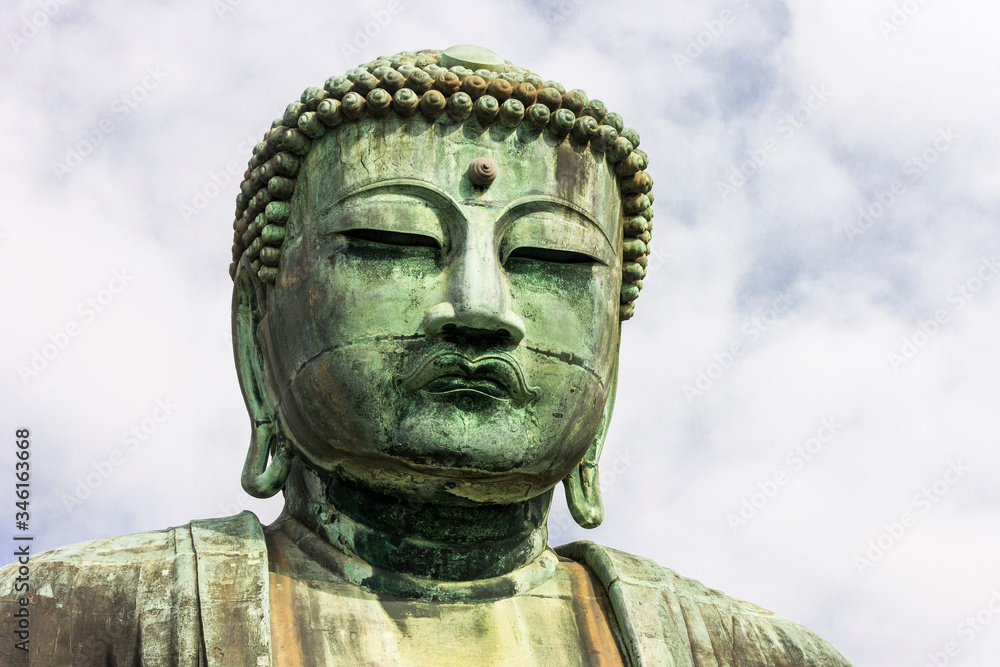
[0,512,851,666]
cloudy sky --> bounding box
[2,0,999,664]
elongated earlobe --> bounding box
[242,420,292,498]
[563,365,618,528]
[233,260,292,498]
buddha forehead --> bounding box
[294,117,622,242]
[230,47,654,321]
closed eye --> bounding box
[507,246,600,264]
[339,228,440,249]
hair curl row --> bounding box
[230,49,653,321]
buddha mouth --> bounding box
[398,351,540,403]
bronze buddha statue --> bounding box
[1,45,851,666]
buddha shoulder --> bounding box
[1,521,192,601]
[0,512,267,666]
[557,541,853,666]
[0,523,196,665]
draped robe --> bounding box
[0,512,851,666]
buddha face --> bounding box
[257,118,622,504]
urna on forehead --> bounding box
[230,45,654,321]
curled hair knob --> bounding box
[468,157,497,187]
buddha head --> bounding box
[230,46,653,528]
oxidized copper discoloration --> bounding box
[229,48,653,321]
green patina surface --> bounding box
[0,45,853,666]
[236,97,625,588]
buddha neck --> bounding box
[280,458,554,588]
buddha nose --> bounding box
[422,238,526,345]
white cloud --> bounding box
[1,1,998,663]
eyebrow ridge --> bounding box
[497,195,614,250]
[313,180,613,250]
[313,178,466,223]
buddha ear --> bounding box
[563,361,618,529]
[232,261,292,498]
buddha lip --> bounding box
[398,351,540,403]
[425,375,509,399]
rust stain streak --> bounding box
[565,560,626,667]
[269,572,307,667]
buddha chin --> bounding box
[271,336,610,504]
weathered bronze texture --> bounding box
[228,47,654,322]
[0,45,852,667]
[467,156,498,187]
